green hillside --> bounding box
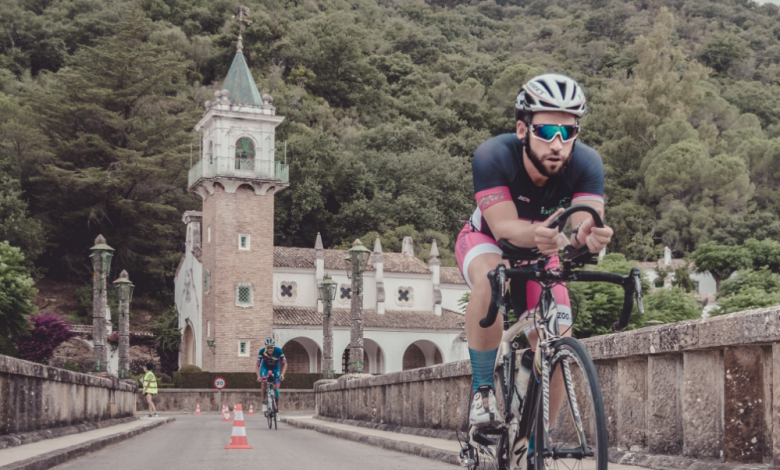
[1,0,779,299]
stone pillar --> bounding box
[648,354,683,455]
[92,236,109,373]
[617,357,647,450]
[773,344,780,468]
[374,238,385,315]
[723,346,765,463]
[118,281,130,379]
[322,301,334,379]
[348,271,364,374]
[683,350,723,459]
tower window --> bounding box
[236,283,253,308]
[235,138,255,170]
[204,269,211,295]
[208,226,211,243]
[238,341,250,357]
[239,234,250,251]
[207,140,213,164]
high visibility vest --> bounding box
[143,371,158,394]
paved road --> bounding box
[53,414,457,470]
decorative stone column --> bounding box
[374,238,385,315]
[316,233,324,314]
[322,307,334,378]
[114,270,133,379]
[89,235,114,374]
[348,270,364,374]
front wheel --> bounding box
[533,337,608,470]
[267,392,274,429]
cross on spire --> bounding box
[235,6,252,52]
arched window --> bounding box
[235,138,255,171]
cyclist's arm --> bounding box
[256,360,262,379]
[482,200,538,248]
[281,359,288,379]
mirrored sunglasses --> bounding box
[529,124,580,143]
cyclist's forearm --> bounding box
[491,219,538,248]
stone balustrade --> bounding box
[0,355,137,438]
[315,306,780,467]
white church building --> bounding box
[174,38,469,374]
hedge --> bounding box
[172,372,340,390]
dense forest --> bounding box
[1,0,780,302]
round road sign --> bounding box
[213,376,226,389]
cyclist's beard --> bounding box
[525,137,571,178]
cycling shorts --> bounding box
[259,362,281,384]
[455,224,573,334]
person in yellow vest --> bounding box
[141,362,158,418]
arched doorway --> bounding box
[363,339,385,374]
[403,340,444,370]
[182,323,195,366]
[282,337,322,373]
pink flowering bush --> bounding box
[15,312,77,364]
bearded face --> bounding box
[525,140,571,178]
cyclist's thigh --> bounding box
[522,255,573,339]
[259,362,269,378]
[455,224,506,290]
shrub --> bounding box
[179,364,203,373]
[15,312,76,364]
[62,362,79,372]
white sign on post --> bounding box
[213,377,226,390]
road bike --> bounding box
[266,375,279,430]
[459,205,644,470]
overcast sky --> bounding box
[756,0,780,4]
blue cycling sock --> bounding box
[469,348,498,394]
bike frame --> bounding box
[492,272,591,462]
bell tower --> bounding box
[189,32,287,372]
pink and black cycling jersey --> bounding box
[469,133,605,236]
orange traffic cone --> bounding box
[248,404,254,416]
[195,403,201,415]
[225,404,252,449]
[222,404,231,422]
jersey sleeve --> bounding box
[257,348,265,363]
[571,144,605,206]
[472,136,515,211]
[276,347,286,361]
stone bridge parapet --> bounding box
[0,354,137,440]
[315,306,780,467]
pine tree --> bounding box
[24,6,199,294]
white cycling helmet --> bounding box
[264,337,275,347]
[515,73,587,118]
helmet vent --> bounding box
[539,100,556,109]
[537,80,554,97]
[557,81,567,98]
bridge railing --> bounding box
[314,305,780,467]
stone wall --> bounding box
[315,306,780,467]
[0,355,137,436]
[137,389,315,413]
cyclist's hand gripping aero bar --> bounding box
[479,205,644,330]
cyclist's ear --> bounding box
[516,120,527,138]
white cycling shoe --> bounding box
[469,385,500,428]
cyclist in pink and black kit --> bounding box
[458,74,614,454]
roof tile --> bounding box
[273,306,465,330]
[274,247,430,274]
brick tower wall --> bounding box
[200,183,275,372]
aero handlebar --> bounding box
[479,205,644,331]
